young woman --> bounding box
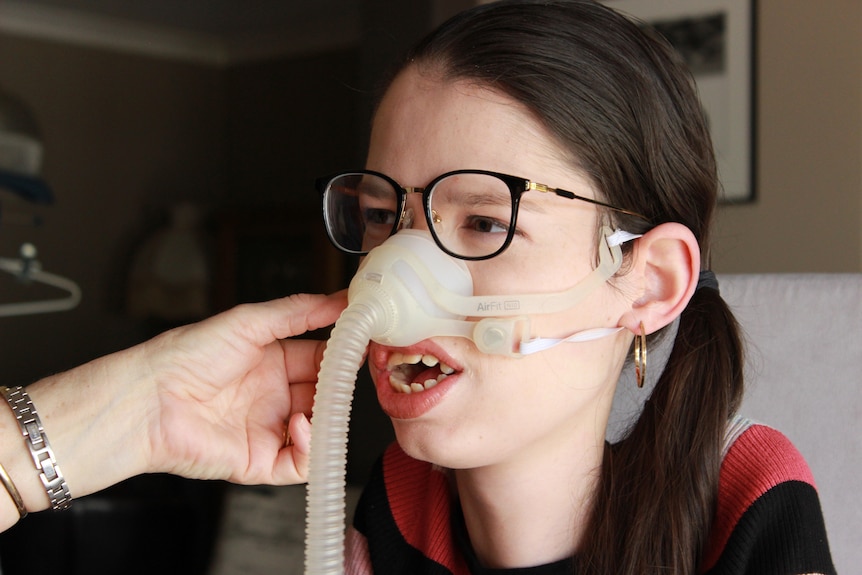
[314,1,836,573]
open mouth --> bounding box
[387,352,457,394]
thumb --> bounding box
[274,412,312,484]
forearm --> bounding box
[0,293,347,532]
[0,344,154,531]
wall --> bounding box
[0,34,228,385]
[225,50,364,209]
[0,36,365,392]
[713,0,862,272]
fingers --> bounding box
[281,338,328,388]
[150,291,348,486]
[288,381,316,418]
[273,412,312,484]
[264,292,348,341]
[201,292,346,352]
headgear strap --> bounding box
[697,270,719,292]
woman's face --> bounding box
[364,66,634,469]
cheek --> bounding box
[472,350,616,435]
[465,220,598,297]
[466,248,595,297]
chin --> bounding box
[392,420,500,470]
[393,420,459,466]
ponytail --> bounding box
[578,285,745,574]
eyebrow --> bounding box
[355,180,393,200]
[451,188,552,215]
[516,195,550,214]
[455,190,516,208]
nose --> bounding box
[398,192,431,232]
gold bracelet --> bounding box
[0,386,72,511]
[0,461,27,518]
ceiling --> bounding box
[0,0,363,63]
[13,0,359,35]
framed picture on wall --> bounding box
[602,0,756,202]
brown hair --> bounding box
[395,1,746,572]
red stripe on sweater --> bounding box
[383,444,470,574]
[701,424,816,572]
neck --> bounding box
[453,421,605,569]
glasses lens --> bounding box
[323,173,399,254]
[428,173,514,259]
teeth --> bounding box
[388,352,447,369]
[386,351,457,394]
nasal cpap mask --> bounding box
[348,226,638,355]
[303,226,640,575]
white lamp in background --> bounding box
[127,202,211,322]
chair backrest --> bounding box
[721,273,860,573]
[610,273,861,573]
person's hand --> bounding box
[0,292,347,529]
[140,292,347,485]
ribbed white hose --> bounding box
[304,300,384,575]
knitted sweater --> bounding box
[346,422,835,575]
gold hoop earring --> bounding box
[634,321,647,388]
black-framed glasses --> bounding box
[316,169,648,261]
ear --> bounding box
[619,222,700,335]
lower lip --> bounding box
[372,369,458,420]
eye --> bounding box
[364,207,397,226]
[464,215,509,234]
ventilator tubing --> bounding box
[304,228,637,574]
[304,231,474,575]
[303,302,378,575]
